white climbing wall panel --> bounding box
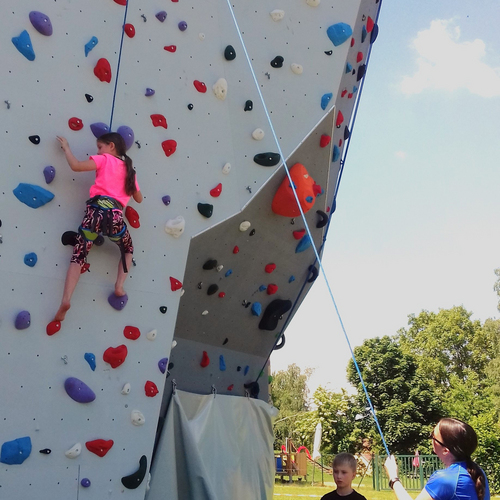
[0,0,381,498]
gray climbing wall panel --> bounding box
[0,0,381,498]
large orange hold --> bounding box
[271,163,318,217]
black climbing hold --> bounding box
[324,50,333,56]
[253,152,280,167]
[259,299,292,331]
[270,56,284,68]
[207,284,219,295]
[0,220,2,227]
[197,282,203,289]
[357,64,366,81]
[316,210,328,228]
[344,126,350,141]
[29,135,40,145]
[244,381,260,398]
[244,100,253,111]
[224,45,236,61]
[95,234,104,246]
[203,259,217,270]
[121,455,147,490]
[39,448,52,455]
[307,265,318,283]
[352,69,356,75]
[187,103,194,110]
[274,334,286,350]
[237,366,241,371]
[249,229,256,236]
[85,94,94,103]
[370,24,379,44]
[168,362,174,370]
[159,306,167,314]
[245,301,251,308]
[61,231,78,246]
[223,338,228,345]
[197,203,213,218]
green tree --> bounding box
[494,268,500,312]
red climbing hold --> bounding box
[312,183,322,196]
[227,384,234,391]
[150,114,167,129]
[356,51,363,63]
[267,284,278,295]
[193,80,207,93]
[233,246,239,254]
[200,351,210,368]
[350,37,355,47]
[124,24,135,38]
[46,320,61,336]
[341,89,347,98]
[123,326,140,340]
[293,229,306,240]
[170,277,182,291]
[164,45,177,52]
[68,117,83,131]
[366,16,374,33]
[161,140,177,157]
[86,439,114,457]
[103,345,128,369]
[145,381,159,397]
[320,135,331,148]
[339,139,343,147]
[80,263,90,274]
[125,206,140,228]
[348,93,353,99]
[218,292,225,298]
[94,58,111,83]
[210,183,222,197]
[336,111,344,128]
[265,263,276,274]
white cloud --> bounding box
[394,151,407,160]
[400,19,500,97]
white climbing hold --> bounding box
[65,443,82,459]
[199,33,205,41]
[291,63,303,75]
[181,289,185,296]
[252,128,265,141]
[222,162,231,174]
[306,0,320,6]
[165,216,185,238]
[146,329,157,341]
[270,9,285,21]
[121,383,131,395]
[216,265,224,272]
[212,78,228,101]
[131,410,146,426]
[239,221,251,232]
[202,310,209,316]
[146,473,151,491]
[172,340,177,349]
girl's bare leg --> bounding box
[115,253,133,296]
[54,262,82,321]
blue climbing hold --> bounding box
[321,93,332,110]
[353,85,358,93]
[15,311,31,330]
[24,253,37,267]
[13,183,54,209]
[84,36,98,57]
[84,353,96,371]
[326,23,353,47]
[43,166,55,184]
[332,145,340,162]
[296,234,312,253]
[219,355,226,371]
[289,275,295,283]
[0,436,32,465]
[225,269,232,278]
[305,196,313,203]
[345,62,352,74]
[251,302,262,317]
[244,365,249,376]
[370,24,379,44]
[361,25,367,43]
[259,285,267,292]
[12,30,35,61]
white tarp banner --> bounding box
[312,422,322,461]
[147,390,278,500]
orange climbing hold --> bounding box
[200,351,210,367]
[151,114,167,128]
[103,345,128,369]
[123,326,140,340]
[125,206,140,228]
[210,183,222,197]
[46,320,61,336]
[94,58,111,83]
[320,135,331,148]
[86,439,114,457]
[170,277,182,291]
[145,381,159,397]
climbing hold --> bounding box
[341,89,348,98]
[114,0,127,5]
[293,228,305,239]
[239,221,251,232]
[158,358,168,374]
[336,111,344,129]
[224,45,236,61]
[259,285,267,292]
[12,30,35,61]
[161,139,177,157]
[29,11,53,36]
[267,284,278,295]
[366,16,375,32]
[274,334,286,350]
[162,195,171,205]
[321,93,333,110]
[289,275,295,283]
[270,9,285,21]
[344,126,350,140]
[0,437,32,465]
[252,128,265,141]
[210,183,222,197]
[207,284,219,295]
[46,320,61,336]
[244,365,250,376]
[85,93,94,102]
[320,135,331,148]
[150,114,167,128]
[307,265,319,283]
[65,443,82,459]
[357,51,364,63]
[156,11,167,22]
[13,183,54,209]
[198,32,205,40]
[29,135,40,145]
[24,252,37,267]
[123,326,140,340]
[233,246,239,254]
[223,338,229,345]
[43,165,55,184]
[225,269,232,277]
[197,203,213,218]
[316,210,328,228]
[306,0,321,6]
[94,58,112,83]
[170,277,182,291]
[251,302,262,317]
[178,21,188,31]
[121,455,147,489]
[145,88,155,97]
[213,78,228,100]
[265,263,276,274]
[253,152,280,167]
[227,384,234,391]
[270,56,284,68]
[145,381,159,397]
[200,351,210,368]
[237,366,242,372]
[370,24,379,44]
[124,24,135,38]
[165,216,185,238]
[244,382,260,398]
[222,162,231,174]
[131,410,145,426]
[146,329,157,341]
[187,103,194,110]
[117,125,135,150]
[68,117,84,131]
[327,23,353,47]
[357,64,366,81]
[250,229,256,236]
[332,145,340,162]
[64,377,96,403]
[39,448,51,455]
[193,80,207,94]
[84,353,96,371]
[81,478,91,488]
[203,259,217,270]
[160,306,167,314]
[272,163,318,217]
[164,45,176,52]
[296,234,312,253]
[90,122,109,138]
[290,63,303,75]
[84,36,98,57]
[103,345,128,369]
[361,25,368,43]
[219,355,226,372]
[125,206,140,228]
[121,383,131,395]
[259,299,292,331]
[324,50,333,56]
[85,439,114,458]
[218,292,225,298]
[108,293,128,311]
[244,100,253,111]
[15,310,31,330]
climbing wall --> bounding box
[0,0,381,499]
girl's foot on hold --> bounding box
[114,286,126,297]
[54,301,71,321]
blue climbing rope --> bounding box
[225,0,390,455]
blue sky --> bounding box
[272,0,500,396]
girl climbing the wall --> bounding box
[48,133,143,332]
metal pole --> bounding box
[321,455,324,486]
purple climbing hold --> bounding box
[43,165,55,184]
[158,357,168,374]
[108,292,128,311]
[156,11,167,22]
[15,311,31,330]
[90,122,109,138]
[178,21,188,31]
[64,377,96,403]
[12,30,35,61]
[145,88,155,96]
[370,24,379,44]
[24,252,37,267]
[117,125,135,150]
[29,11,53,36]
[81,478,91,488]
[162,195,171,206]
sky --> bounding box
[271,0,500,397]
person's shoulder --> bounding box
[350,489,367,500]
[320,491,338,500]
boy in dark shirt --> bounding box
[321,453,367,500]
